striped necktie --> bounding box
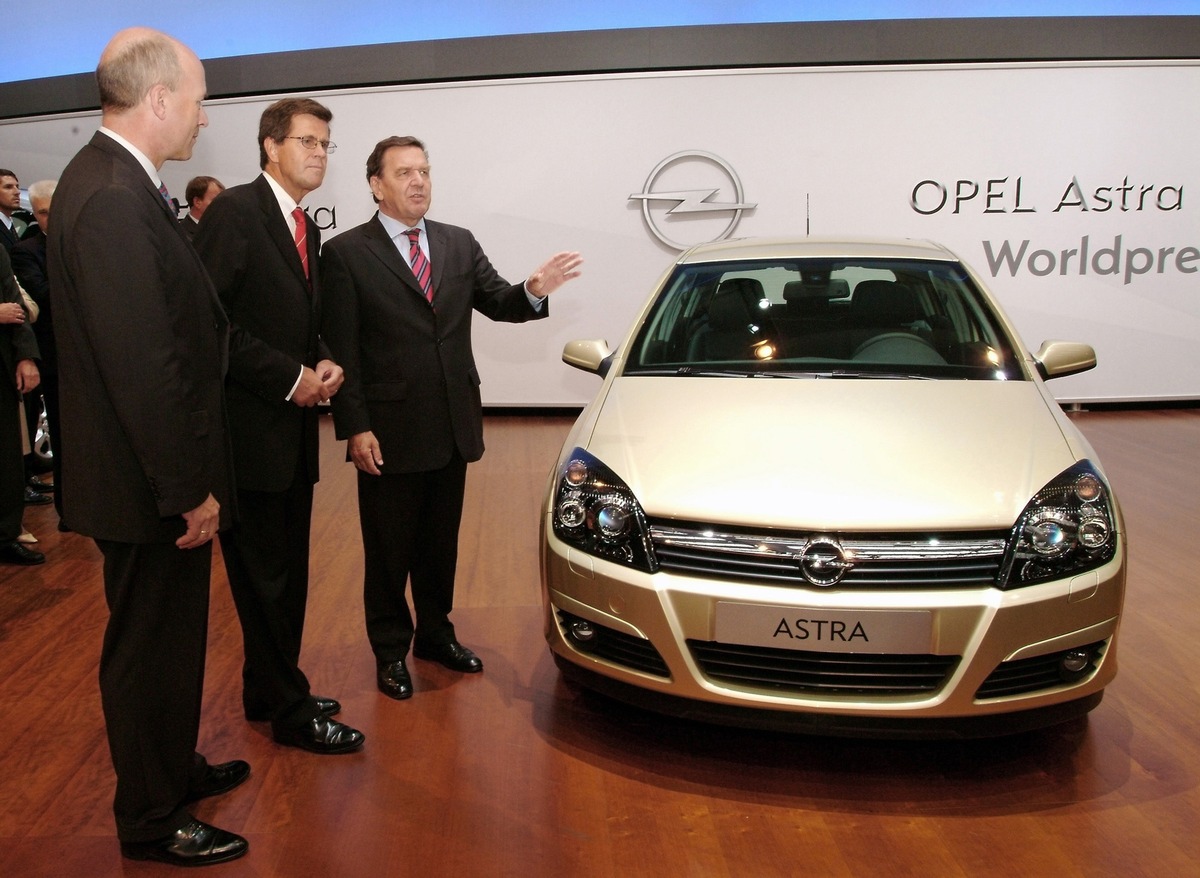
[293,207,309,279]
[405,228,434,302]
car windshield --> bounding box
[624,258,1024,380]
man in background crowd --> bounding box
[179,174,223,239]
[11,180,61,516]
[0,244,41,565]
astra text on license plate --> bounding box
[715,602,933,654]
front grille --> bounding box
[651,522,1006,589]
[556,610,670,678]
[976,640,1106,699]
[688,639,960,696]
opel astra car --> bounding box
[540,237,1124,737]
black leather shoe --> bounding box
[376,659,413,700]
[315,697,341,717]
[0,541,45,565]
[184,759,250,803]
[120,819,248,866]
[273,717,364,754]
[245,696,341,722]
[413,640,484,673]
[23,486,52,505]
[28,475,54,492]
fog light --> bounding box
[1060,649,1091,675]
[568,620,596,644]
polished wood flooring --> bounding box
[1,408,1198,877]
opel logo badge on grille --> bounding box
[796,537,851,586]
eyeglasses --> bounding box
[283,135,337,154]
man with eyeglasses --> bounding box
[193,98,364,755]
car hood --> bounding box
[579,377,1079,531]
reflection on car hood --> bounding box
[582,377,1077,531]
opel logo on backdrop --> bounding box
[629,150,757,250]
[796,537,852,587]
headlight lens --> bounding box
[551,448,656,571]
[999,460,1118,588]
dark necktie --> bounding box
[405,228,434,302]
[293,207,309,279]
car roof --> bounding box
[675,236,961,264]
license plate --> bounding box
[715,602,933,654]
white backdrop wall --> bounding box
[3,61,1197,404]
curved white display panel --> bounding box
[5,61,1197,403]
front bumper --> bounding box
[541,527,1125,737]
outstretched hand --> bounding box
[527,251,583,298]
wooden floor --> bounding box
[2,408,1198,877]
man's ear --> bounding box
[147,83,169,121]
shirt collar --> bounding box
[261,172,303,230]
[377,210,426,243]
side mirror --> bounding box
[562,339,614,377]
[1033,341,1096,380]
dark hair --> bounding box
[185,175,223,205]
[364,136,428,202]
[0,169,17,181]
[257,98,333,169]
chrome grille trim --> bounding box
[649,523,1007,588]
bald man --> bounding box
[48,27,247,867]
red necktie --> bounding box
[292,207,309,279]
[405,228,434,302]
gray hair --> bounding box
[27,180,57,205]
[96,31,182,111]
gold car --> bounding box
[541,237,1124,737]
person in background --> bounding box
[47,27,248,867]
[322,135,581,701]
[0,169,26,252]
[11,180,60,515]
[0,244,41,564]
[178,175,223,239]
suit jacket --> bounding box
[0,245,39,378]
[322,214,547,473]
[47,131,235,543]
[178,214,200,240]
[10,232,54,371]
[193,174,326,493]
[0,219,18,254]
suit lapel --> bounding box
[425,219,448,294]
[90,131,229,344]
[363,214,430,303]
[253,175,310,291]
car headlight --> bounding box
[999,460,1118,588]
[551,448,656,572]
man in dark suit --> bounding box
[11,179,61,517]
[0,244,42,564]
[179,175,223,239]
[193,98,364,754]
[0,170,23,253]
[47,27,248,867]
[322,135,581,700]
